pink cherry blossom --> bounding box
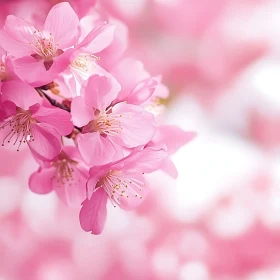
[0,81,73,160]
[71,74,156,166]
[29,146,88,207]
[1,1,280,279]
[66,21,116,93]
[0,2,80,86]
[78,13,129,71]
[111,58,169,114]
[0,0,197,239]
[111,58,153,102]
[79,145,167,234]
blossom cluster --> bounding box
[0,2,195,234]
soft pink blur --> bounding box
[1,0,280,279]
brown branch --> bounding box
[35,88,70,112]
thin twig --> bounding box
[35,88,70,112]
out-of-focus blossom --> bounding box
[1,0,279,279]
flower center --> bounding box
[145,97,164,116]
[1,109,35,151]
[101,170,144,207]
[94,110,125,137]
[51,157,78,186]
[30,30,58,59]
[70,53,99,78]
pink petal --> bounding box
[0,16,35,57]
[87,167,108,198]
[0,100,16,121]
[154,126,197,154]
[79,187,107,234]
[117,145,168,174]
[72,0,97,17]
[44,2,80,49]
[110,140,126,162]
[4,15,35,42]
[160,158,178,178]
[12,50,72,87]
[63,146,86,162]
[4,56,17,81]
[154,82,169,99]
[112,58,149,102]
[49,48,74,73]
[82,74,121,110]
[86,175,99,200]
[128,76,158,104]
[12,56,49,86]
[77,133,116,166]
[0,45,6,57]
[78,23,116,53]
[54,166,87,208]
[1,80,41,109]
[118,174,149,210]
[30,104,73,136]
[29,167,55,194]
[96,19,128,70]
[29,147,51,166]
[71,96,93,127]
[112,103,156,148]
[28,123,62,160]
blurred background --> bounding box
[1,0,280,279]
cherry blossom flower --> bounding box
[66,21,116,94]
[0,81,73,160]
[78,14,129,71]
[0,0,195,237]
[71,74,156,166]
[0,2,80,86]
[111,58,169,116]
[29,146,88,207]
[79,145,167,234]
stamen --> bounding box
[0,110,35,151]
[29,30,59,60]
[94,109,131,137]
[70,53,100,80]
[101,170,145,207]
[51,156,78,187]
[145,97,165,116]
